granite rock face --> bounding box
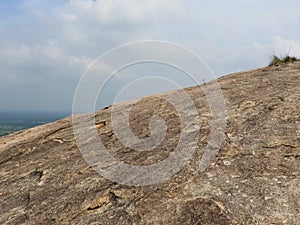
[1,62,300,224]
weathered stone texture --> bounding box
[1,62,299,224]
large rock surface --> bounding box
[1,62,300,224]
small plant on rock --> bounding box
[269,55,299,66]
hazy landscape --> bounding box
[0,111,68,137]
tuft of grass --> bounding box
[282,55,298,63]
[269,55,281,66]
[269,55,299,66]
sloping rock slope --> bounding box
[1,62,300,224]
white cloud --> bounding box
[34,40,65,64]
[1,44,31,66]
[0,41,66,68]
[69,55,93,69]
[62,13,77,22]
[273,36,300,57]
[63,0,186,24]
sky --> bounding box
[0,0,299,113]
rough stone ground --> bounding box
[0,62,299,224]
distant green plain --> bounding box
[0,125,25,136]
[0,111,68,137]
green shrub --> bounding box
[269,55,299,66]
[282,55,297,63]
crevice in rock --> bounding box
[87,205,101,211]
[282,144,297,148]
[109,191,119,203]
[43,125,70,140]
[29,170,43,181]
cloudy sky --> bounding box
[1,0,299,113]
